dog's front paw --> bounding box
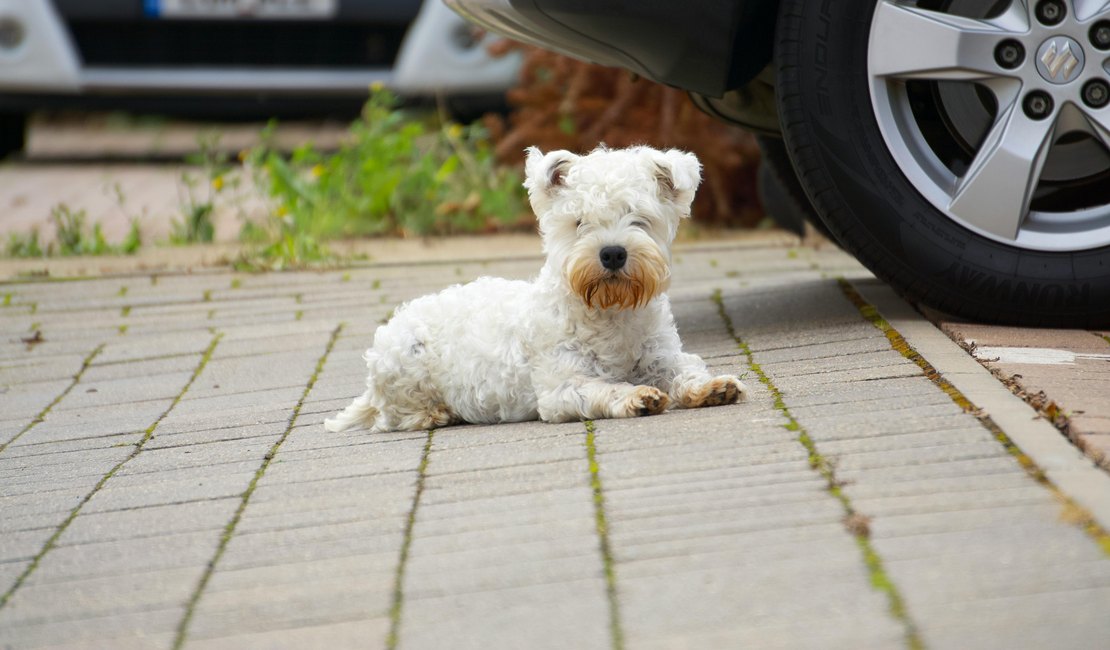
[618,386,670,418]
[681,376,748,408]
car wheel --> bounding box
[757,135,839,243]
[776,0,1110,326]
[0,112,26,160]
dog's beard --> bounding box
[568,246,670,310]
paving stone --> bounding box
[0,559,29,596]
[213,526,406,572]
[12,401,169,445]
[113,436,277,477]
[25,530,220,584]
[0,608,179,649]
[619,561,904,650]
[401,579,610,650]
[1077,431,1110,468]
[0,338,109,363]
[94,330,214,365]
[81,353,200,382]
[0,444,128,480]
[0,569,196,629]
[168,386,308,421]
[145,420,285,449]
[186,617,389,648]
[184,350,327,400]
[82,471,257,513]
[0,357,87,393]
[941,322,1110,353]
[0,529,50,563]
[51,371,194,413]
[57,498,240,546]
[1,458,124,497]
[191,565,395,639]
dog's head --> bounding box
[524,145,701,310]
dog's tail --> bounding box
[324,389,379,432]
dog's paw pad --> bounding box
[687,377,748,408]
[628,386,669,417]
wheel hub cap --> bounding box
[1037,36,1085,83]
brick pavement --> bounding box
[1,241,1108,649]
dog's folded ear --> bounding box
[524,147,578,198]
[652,149,702,215]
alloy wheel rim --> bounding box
[868,0,1110,252]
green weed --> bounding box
[5,205,143,258]
[247,88,528,241]
[6,230,43,257]
[171,132,232,244]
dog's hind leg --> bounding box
[324,389,380,432]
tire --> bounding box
[756,135,838,243]
[775,1,1110,327]
[0,112,26,160]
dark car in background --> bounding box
[446,0,1110,327]
[0,0,519,155]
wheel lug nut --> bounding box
[1092,21,1110,50]
[1082,80,1110,109]
[1023,91,1054,119]
[995,39,1025,69]
[1036,0,1066,26]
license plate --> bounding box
[145,0,338,19]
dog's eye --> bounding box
[575,219,583,229]
[631,219,649,229]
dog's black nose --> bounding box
[599,246,628,271]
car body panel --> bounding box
[445,0,778,96]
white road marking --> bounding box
[970,345,1110,365]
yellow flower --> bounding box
[370,81,385,93]
[447,124,464,139]
[211,176,224,191]
[276,205,289,217]
[310,164,325,179]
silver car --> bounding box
[0,0,519,154]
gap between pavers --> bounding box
[854,281,1110,531]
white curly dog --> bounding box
[325,145,747,433]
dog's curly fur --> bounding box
[325,145,747,433]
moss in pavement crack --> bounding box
[386,428,435,650]
[837,279,1110,557]
[585,420,625,650]
[0,333,222,610]
[173,325,343,649]
[711,289,923,649]
[0,343,106,456]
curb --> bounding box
[855,280,1110,534]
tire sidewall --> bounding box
[776,0,1110,325]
